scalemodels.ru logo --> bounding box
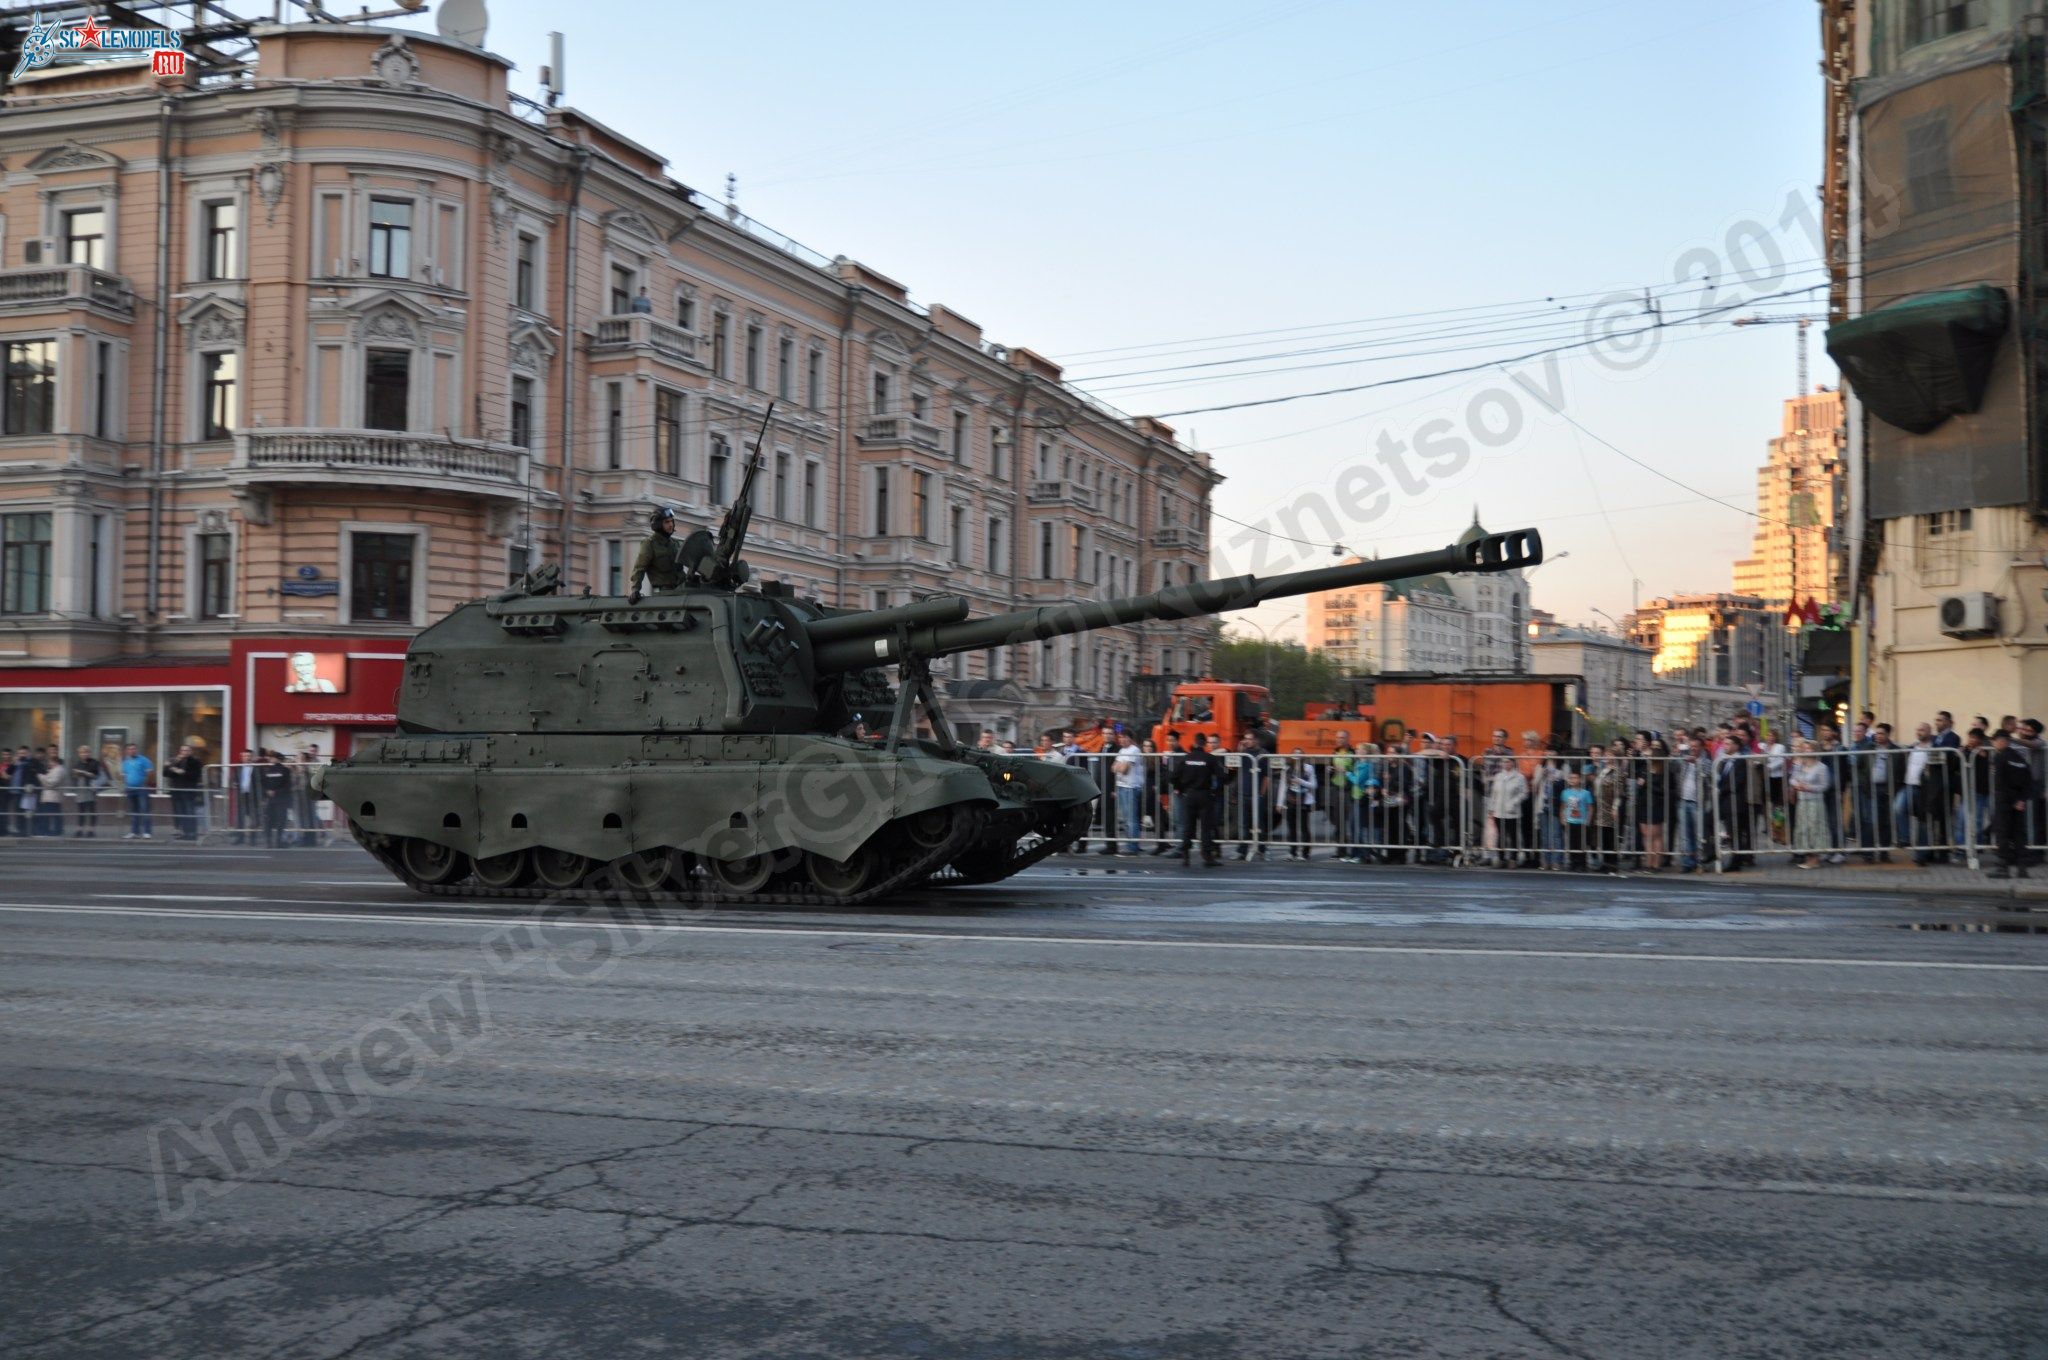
[12,11,187,81]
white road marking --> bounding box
[91,894,262,903]
[2,902,2041,971]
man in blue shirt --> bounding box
[121,743,155,840]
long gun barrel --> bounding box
[807,528,1541,675]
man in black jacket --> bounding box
[256,750,295,849]
[1173,734,1224,867]
[1986,730,2037,880]
[164,744,205,841]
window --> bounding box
[201,351,238,440]
[367,199,412,278]
[950,505,967,564]
[987,516,1005,574]
[198,532,232,620]
[911,391,929,421]
[991,425,1009,480]
[802,460,820,528]
[508,542,532,587]
[872,371,892,414]
[201,201,238,281]
[806,349,823,408]
[1038,522,1054,579]
[0,512,52,615]
[872,589,891,611]
[4,341,57,436]
[773,452,790,520]
[93,340,112,440]
[605,540,625,596]
[349,532,416,624]
[676,293,697,331]
[912,471,931,538]
[609,263,635,316]
[515,233,539,310]
[952,411,969,463]
[604,383,624,469]
[88,513,107,617]
[712,312,730,378]
[364,349,410,431]
[777,337,794,400]
[655,389,682,476]
[1905,114,1954,214]
[744,325,763,389]
[1037,442,1052,479]
[873,467,891,535]
[509,375,534,449]
[1909,0,1985,46]
[1072,526,1085,579]
[64,208,105,269]
[708,435,731,504]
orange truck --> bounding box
[1150,675,1580,755]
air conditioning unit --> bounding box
[25,238,54,264]
[1938,591,1999,639]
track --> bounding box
[352,802,1092,909]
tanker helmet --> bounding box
[650,505,679,530]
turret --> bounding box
[391,528,1540,743]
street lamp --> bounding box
[1234,611,1301,698]
[1516,549,1569,670]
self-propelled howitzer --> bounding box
[319,528,1541,906]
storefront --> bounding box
[0,637,409,777]
[0,664,232,775]
[231,639,408,761]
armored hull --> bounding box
[318,527,1541,905]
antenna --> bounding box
[541,31,563,105]
[436,0,488,47]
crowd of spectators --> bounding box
[0,747,332,846]
[1052,710,2046,879]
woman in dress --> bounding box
[1791,739,1832,868]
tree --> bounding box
[1208,639,1345,719]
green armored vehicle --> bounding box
[318,447,1541,905]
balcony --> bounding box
[1028,479,1097,511]
[230,429,530,516]
[0,264,135,320]
[1151,524,1203,549]
[858,414,944,453]
[590,314,703,367]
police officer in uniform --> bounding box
[1174,732,1225,866]
[628,506,686,604]
[1986,729,2037,880]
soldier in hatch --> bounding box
[628,506,686,603]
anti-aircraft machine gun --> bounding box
[319,469,1543,904]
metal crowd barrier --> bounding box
[1048,746,2038,874]
[1708,748,1976,870]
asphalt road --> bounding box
[1,842,2043,1359]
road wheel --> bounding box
[472,849,535,891]
[707,854,774,898]
[609,848,677,894]
[531,847,594,891]
[805,845,878,898]
[398,837,470,887]
[900,805,961,852]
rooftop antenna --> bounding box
[540,30,563,106]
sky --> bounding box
[386,0,1829,636]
